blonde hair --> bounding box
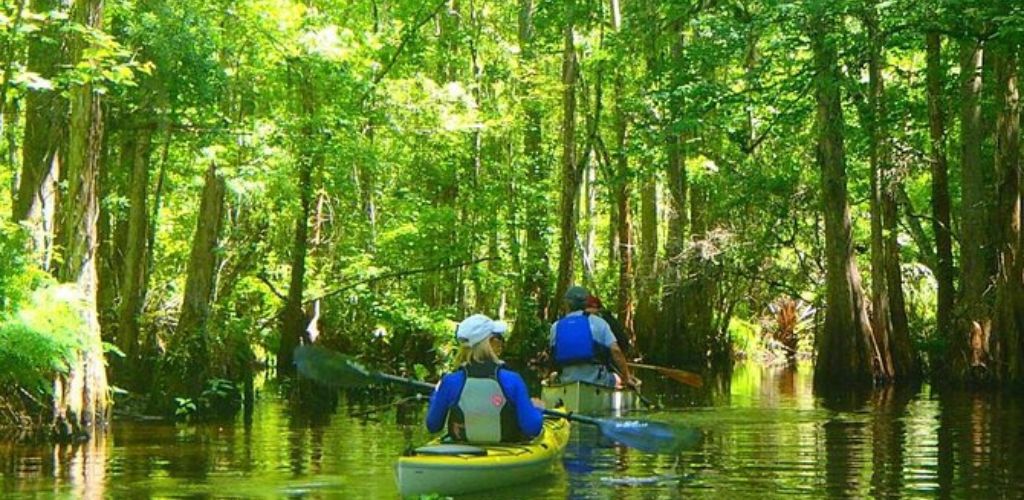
[455,336,501,365]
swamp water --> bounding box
[3,362,1023,498]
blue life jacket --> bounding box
[553,314,609,367]
[446,362,524,443]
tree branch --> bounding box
[305,256,497,305]
[359,0,449,104]
[256,273,287,302]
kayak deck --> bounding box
[396,418,570,497]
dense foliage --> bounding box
[0,0,1023,428]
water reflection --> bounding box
[3,365,1024,498]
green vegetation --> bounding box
[0,0,1023,434]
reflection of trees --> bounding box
[66,431,108,500]
[823,417,867,497]
[287,405,332,476]
[821,389,870,498]
[0,433,110,498]
[935,390,1024,497]
[869,384,915,497]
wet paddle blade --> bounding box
[596,418,702,454]
[294,344,374,388]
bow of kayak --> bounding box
[396,417,570,497]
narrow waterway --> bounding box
[3,363,1023,498]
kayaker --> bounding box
[584,293,632,356]
[426,314,544,443]
[550,286,640,388]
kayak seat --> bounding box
[414,444,488,456]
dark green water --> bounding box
[3,362,1024,498]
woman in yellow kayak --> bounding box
[426,314,544,443]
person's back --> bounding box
[551,310,615,386]
[426,314,543,443]
[549,286,640,388]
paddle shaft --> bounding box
[628,363,703,388]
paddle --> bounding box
[294,344,697,454]
[628,362,704,388]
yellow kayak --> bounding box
[395,418,570,497]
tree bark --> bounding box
[635,176,658,355]
[955,38,989,378]
[864,3,893,381]
[278,66,319,376]
[505,0,551,362]
[634,0,661,356]
[991,44,1022,382]
[662,22,691,365]
[613,73,634,347]
[51,0,108,439]
[925,30,955,361]
[115,124,153,385]
[871,6,914,380]
[96,121,122,345]
[809,8,875,388]
[167,162,226,397]
[552,0,579,316]
[15,0,65,270]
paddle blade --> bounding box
[597,418,701,454]
[294,344,374,388]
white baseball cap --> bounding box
[456,314,509,347]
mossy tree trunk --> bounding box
[809,6,875,389]
[164,162,225,399]
[278,63,320,376]
[51,0,109,440]
[953,38,990,379]
[925,30,956,373]
[991,43,1023,382]
[14,0,65,270]
[114,123,153,386]
[552,0,579,318]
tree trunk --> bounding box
[278,67,319,376]
[51,0,108,439]
[865,3,893,381]
[507,0,550,360]
[167,162,226,397]
[810,8,875,389]
[633,0,660,356]
[612,72,634,347]
[552,0,579,316]
[662,23,690,365]
[925,30,955,361]
[635,176,658,355]
[15,0,65,270]
[991,44,1023,382]
[955,38,989,378]
[115,124,153,385]
[869,5,915,381]
[96,123,122,345]
[582,155,596,285]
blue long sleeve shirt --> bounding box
[425,366,543,439]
